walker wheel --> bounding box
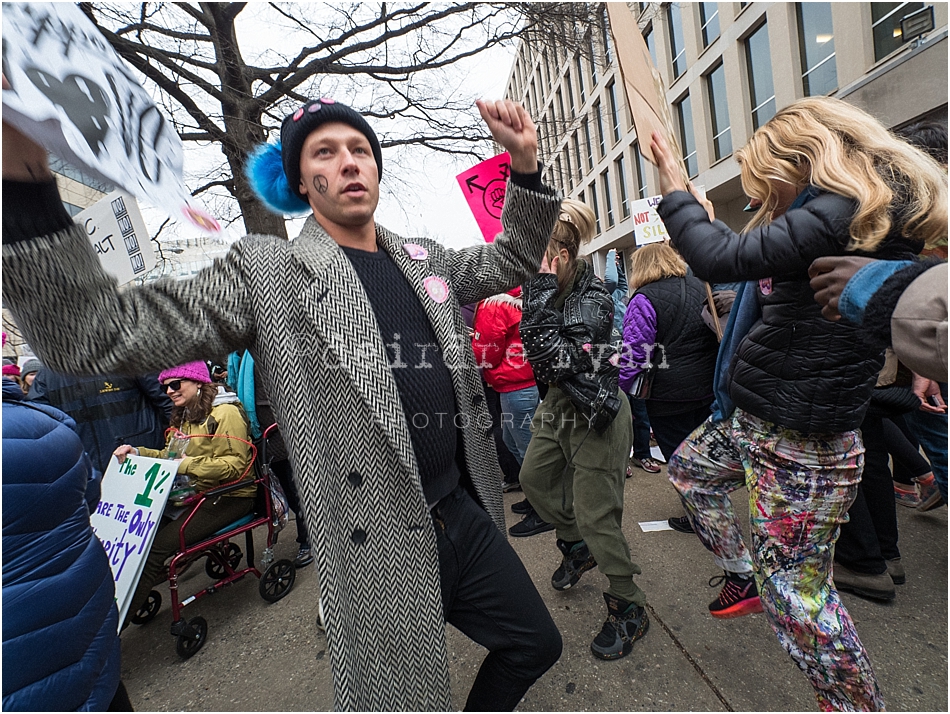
[175,616,208,659]
[205,542,243,579]
[259,559,296,603]
[130,590,162,625]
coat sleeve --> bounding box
[446,182,561,306]
[657,190,855,283]
[472,303,509,370]
[2,183,257,378]
[179,406,252,492]
[891,263,948,382]
[520,273,608,384]
[137,374,174,421]
[619,294,658,393]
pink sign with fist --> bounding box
[456,152,511,243]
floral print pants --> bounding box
[668,409,884,712]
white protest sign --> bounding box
[77,191,156,285]
[2,3,222,235]
[630,194,667,246]
[90,454,179,630]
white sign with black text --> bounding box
[77,191,156,285]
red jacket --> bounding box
[472,289,536,393]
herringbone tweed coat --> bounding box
[2,182,560,711]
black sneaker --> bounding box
[509,511,556,538]
[511,498,532,515]
[668,515,694,533]
[294,546,314,568]
[708,571,763,618]
[551,539,597,590]
[590,592,649,660]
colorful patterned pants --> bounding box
[668,409,884,712]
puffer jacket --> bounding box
[472,288,536,393]
[2,379,121,711]
[658,189,922,434]
[521,261,621,432]
[137,387,255,499]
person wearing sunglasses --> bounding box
[113,361,255,628]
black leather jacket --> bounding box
[520,261,621,432]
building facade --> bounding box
[504,1,948,277]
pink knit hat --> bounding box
[2,360,21,377]
[157,361,211,385]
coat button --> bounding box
[473,394,484,407]
[347,471,362,487]
[351,528,367,545]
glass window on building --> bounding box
[797,3,837,96]
[668,2,687,77]
[583,118,594,170]
[707,62,732,160]
[602,170,614,227]
[589,181,601,233]
[594,101,606,158]
[634,142,650,199]
[573,132,584,180]
[563,146,573,189]
[616,154,630,218]
[871,2,924,61]
[576,54,586,104]
[588,31,599,86]
[644,24,658,67]
[557,88,566,125]
[745,22,776,130]
[608,81,622,143]
[555,156,564,193]
[602,6,614,65]
[676,94,699,178]
[700,2,720,47]
[566,67,576,109]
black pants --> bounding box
[271,458,310,547]
[646,403,713,462]
[432,486,562,711]
[836,415,900,574]
[884,415,932,485]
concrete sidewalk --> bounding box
[120,464,947,711]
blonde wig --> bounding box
[547,198,596,292]
[629,242,687,291]
[737,97,948,251]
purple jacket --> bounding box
[619,293,657,393]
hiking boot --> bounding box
[551,539,597,590]
[833,563,895,601]
[293,546,314,568]
[668,515,695,534]
[708,571,763,618]
[916,474,944,511]
[590,592,649,660]
[509,511,556,538]
[894,482,921,508]
[885,557,906,585]
[630,456,662,474]
[511,498,532,515]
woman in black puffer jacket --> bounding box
[651,96,946,712]
[519,198,648,662]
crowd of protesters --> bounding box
[2,83,947,713]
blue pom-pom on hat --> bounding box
[245,141,311,216]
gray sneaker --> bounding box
[551,539,597,590]
[294,546,314,568]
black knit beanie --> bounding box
[280,98,383,197]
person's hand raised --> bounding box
[476,99,538,175]
[2,74,52,182]
[650,131,687,196]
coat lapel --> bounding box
[291,217,418,480]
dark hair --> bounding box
[170,382,218,429]
[897,120,948,166]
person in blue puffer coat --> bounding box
[2,377,124,711]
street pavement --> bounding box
[120,462,947,711]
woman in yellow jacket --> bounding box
[114,361,254,626]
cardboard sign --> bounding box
[90,455,179,629]
[1,3,221,235]
[630,194,667,246]
[606,3,689,187]
[456,152,511,243]
[77,191,157,285]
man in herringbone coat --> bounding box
[2,100,562,710]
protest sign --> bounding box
[1,3,221,235]
[77,191,156,285]
[456,152,511,242]
[90,454,179,629]
[630,194,667,246]
[605,3,689,187]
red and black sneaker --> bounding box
[708,571,763,619]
